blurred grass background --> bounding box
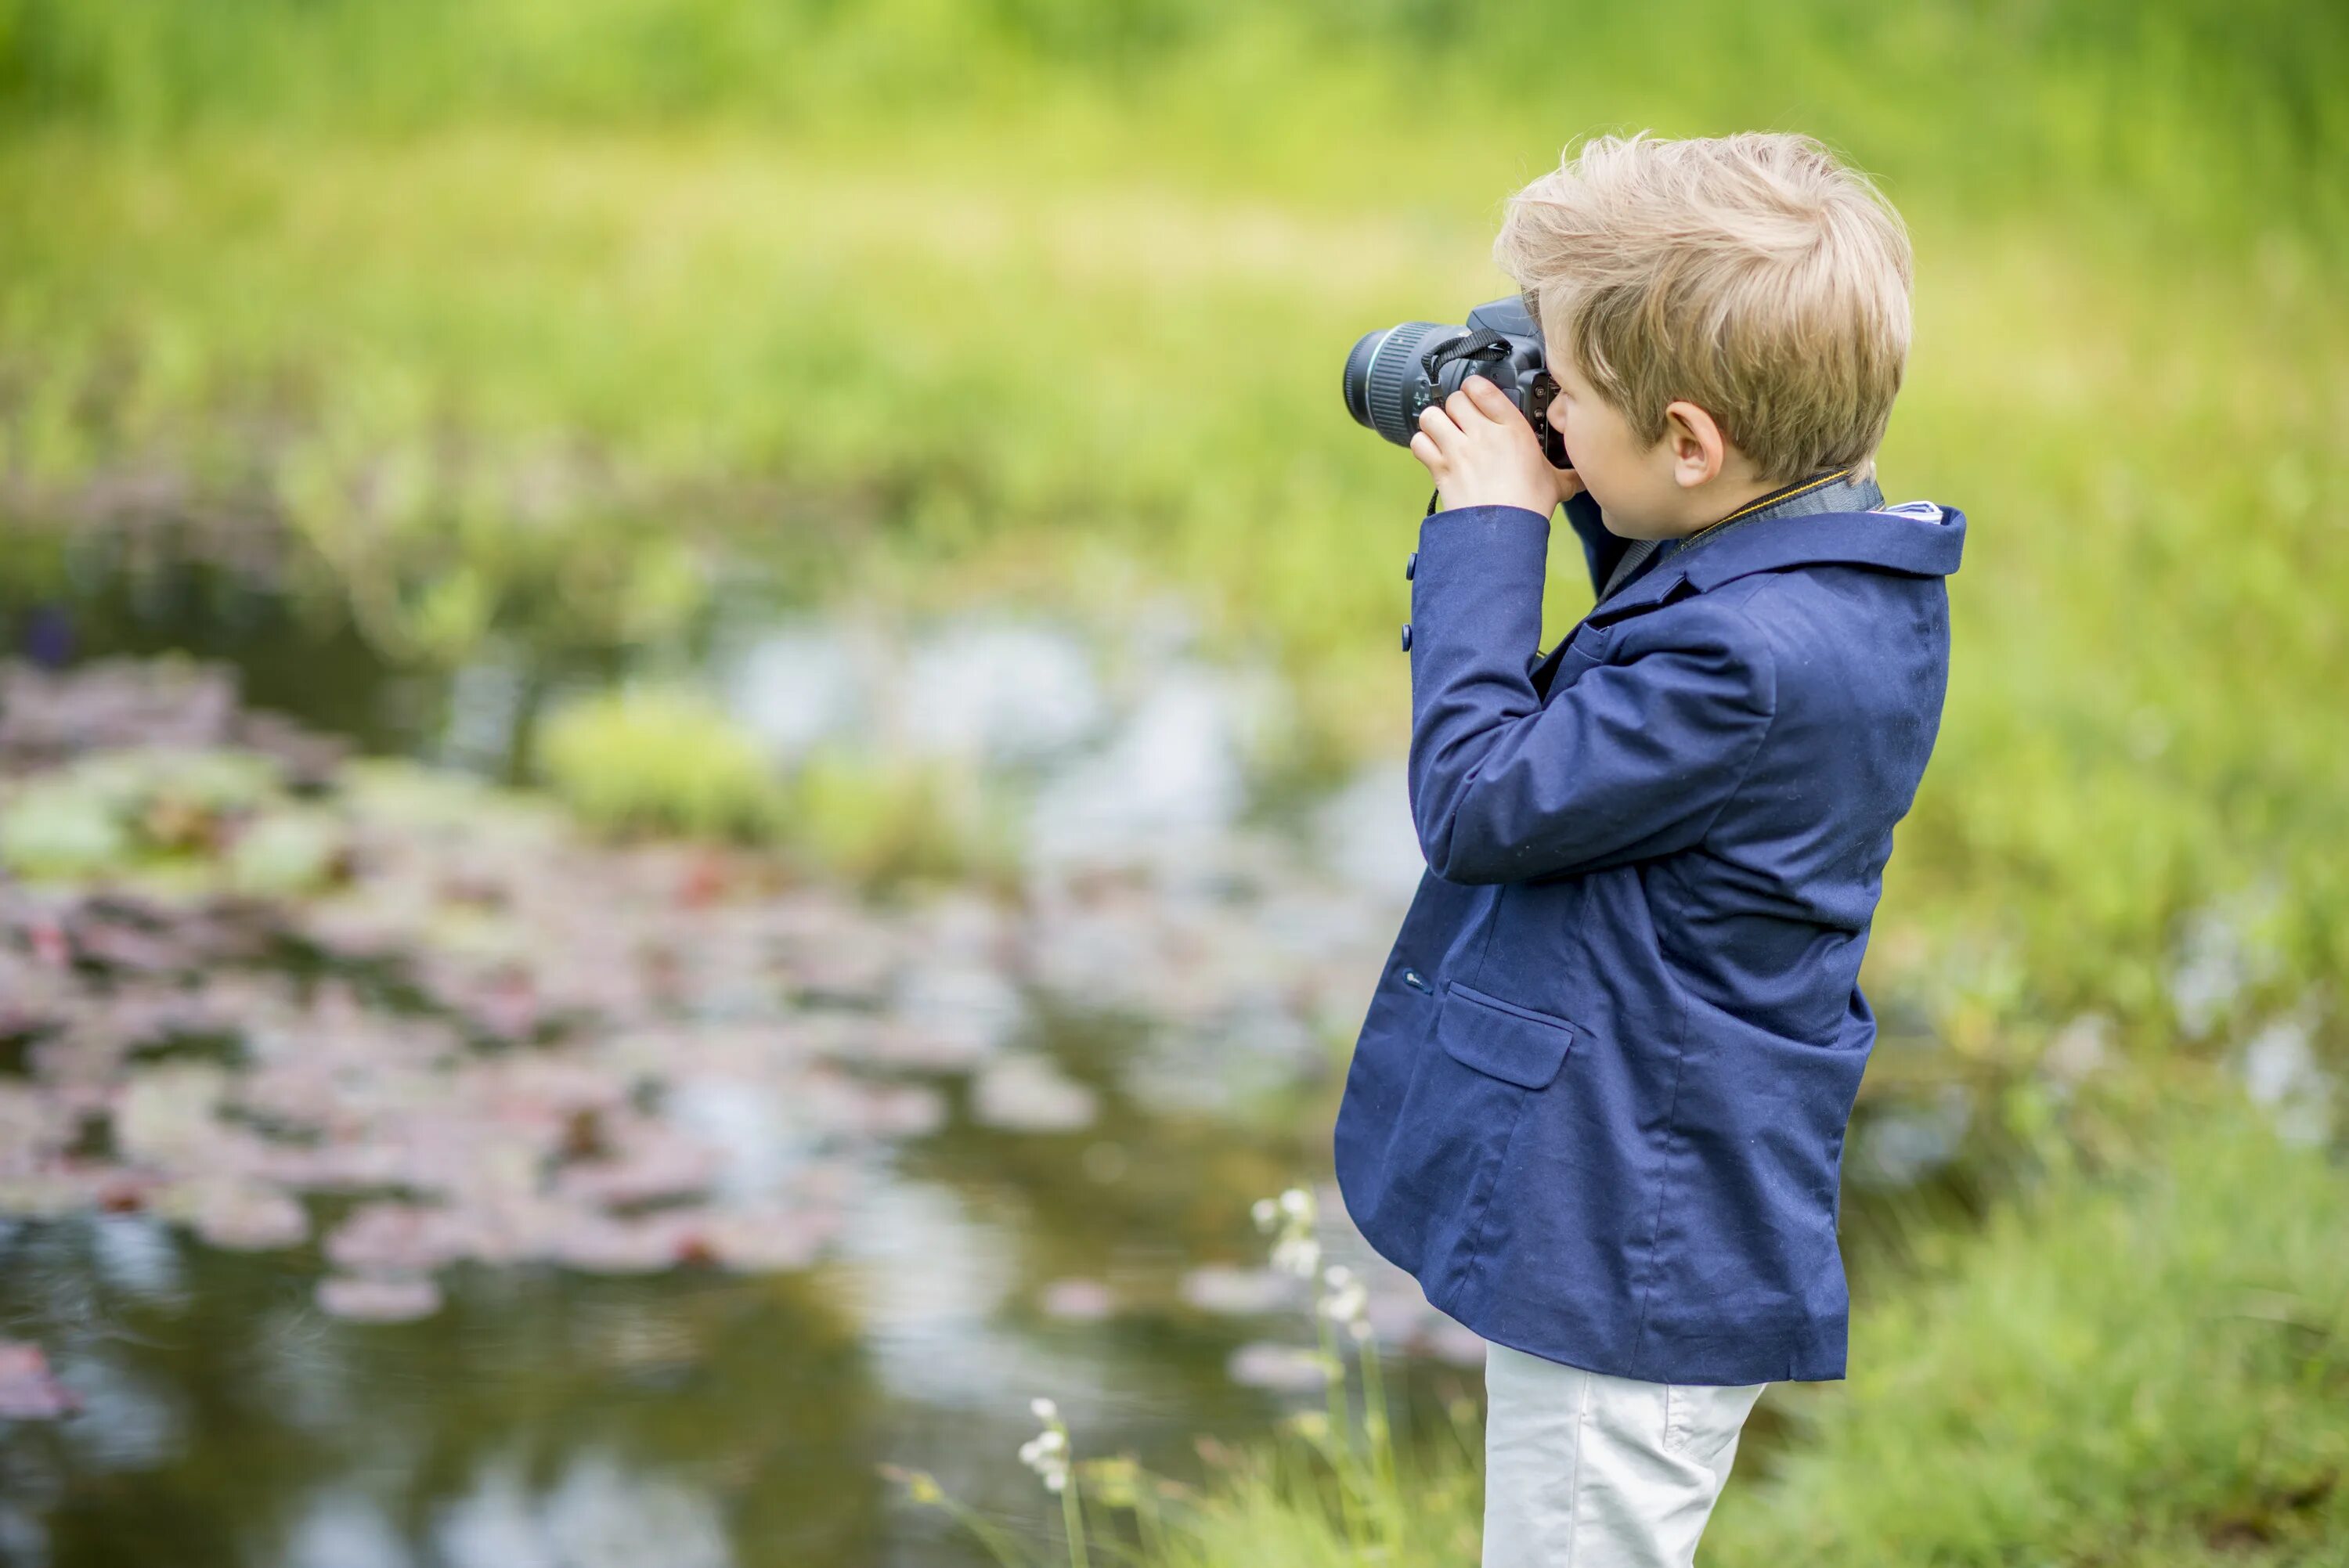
[5,0,2344,1053]
[4,2,2347,1559]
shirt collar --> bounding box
[1697,467,1884,536]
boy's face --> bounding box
[1543,338,1762,540]
[1543,349,1680,540]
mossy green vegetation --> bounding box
[787,744,1015,889]
[534,684,1013,883]
[536,686,785,842]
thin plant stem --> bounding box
[1315,1314,1369,1547]
[1059,1473,1093,1568]
[925,1494,1034,1568]
[1134,1486,1171,1563]
[1359,1333,1401,1537]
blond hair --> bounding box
[1495,132,1911,483]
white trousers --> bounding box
[1481,1343,1766,1568]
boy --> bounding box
[1333,132,1962,1566]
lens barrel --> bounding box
[1342,330,1384,429]
[1343,322,1466,449]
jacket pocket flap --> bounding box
[1560,621,1612,665]
[1536,622,1613,701]
[1438,981,1577,1089]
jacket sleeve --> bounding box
[1405,504,1776,885]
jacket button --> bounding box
[1404,550,1418,581]
[1399,622,1413,652]
[1402,968,1431,993]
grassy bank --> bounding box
[903,1091,2347,1566]
[1705,1095,2349,1564]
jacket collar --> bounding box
[1681,504,1965,589]
[1593,474,1965,618]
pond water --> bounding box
[0,539,1978,1568]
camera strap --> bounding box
[1448,328,1515,363]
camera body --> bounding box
[1343,296,1568,468]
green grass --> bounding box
[1705,1095,2349,1564]
[4,2,2343,231]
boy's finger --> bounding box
[1416,403,1460,452]
[1464,376,1517,418]
[1409,431,1442,468]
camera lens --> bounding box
[1342,330,1385,429]
[1343,322,1467,449]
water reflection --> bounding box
[3,1220,888,1566]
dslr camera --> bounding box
[1342,295,1568,468]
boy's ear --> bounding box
[1662,399,1728,490]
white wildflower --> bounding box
[1019,1398,1071,1495]
[1271,1232,1321,1280]
[1318,1263,1367,1326]
[1253,1186,1322,1280]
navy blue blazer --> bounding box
[1334,479,1965,1385]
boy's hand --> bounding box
[1411,375,1582,516]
